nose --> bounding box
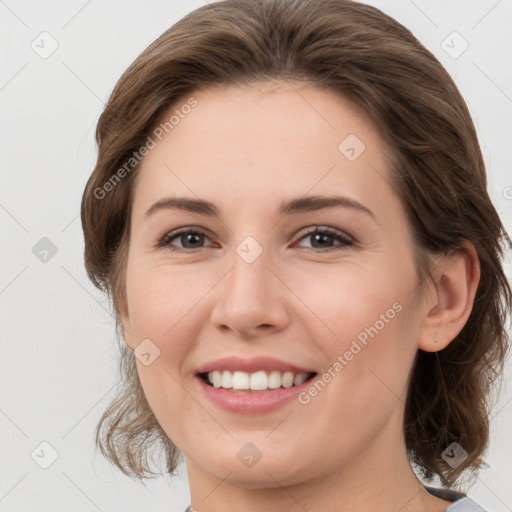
[210,246,291,338]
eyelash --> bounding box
[156,226,355,253]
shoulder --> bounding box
[445,497,488,511]
[424,485,488,512]
[184,490,489,512]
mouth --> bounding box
[197,370,318,392]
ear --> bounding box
[418,240,480,352]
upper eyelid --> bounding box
[158,225,354,248]
[296,225,353,240]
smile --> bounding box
[199,370,317,391]
[195,370,318,415]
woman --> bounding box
[80,0,511,510]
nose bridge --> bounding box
[210,234,289,334]
[226,237,273,308]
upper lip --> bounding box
[196,356,316,375]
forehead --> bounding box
[151,80,381,149]
[134,81,394,215]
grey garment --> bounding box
[445,498,488,512]
[425,485,488,512]
[184,486,488,511]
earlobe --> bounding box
[418,241,480,353]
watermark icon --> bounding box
[32,237,58,263]
[237,442,262,468]
[134,338,161,366]
[503,186,512,200]
[31,441,59,469]
[236,236,264,263]
[298,301,403,405]
[93,97,198,200]
[442,442,468,469]
[31,31,59,59]
[441,31,469,60]
[338,134,366,161]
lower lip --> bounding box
[195,375,315,415]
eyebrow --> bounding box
[145,194,375,220]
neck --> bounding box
[185,410,452,512]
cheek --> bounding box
[292,261,404,341]
[293,259,417,400]
[126,260,208,341]
[124,261,220,428]
[126,265,199,440]
[124,263,197,404]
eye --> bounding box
[157,228,214,251]
[156,225,354,252]
[295,226,354,252]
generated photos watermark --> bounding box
[93,97,198,200]
[298,301,403,405]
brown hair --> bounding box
[81,0,512,488]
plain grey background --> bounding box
[1,1,511,511]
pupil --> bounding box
[313,233,332,247]
[181,232,334,249]
[184,233,202,248]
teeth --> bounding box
[232,371,249,389]
[220,371,232,389]
[293,373,309,386]
[250,370,268,390]
[268,370,281,389]
[206,370,311,390]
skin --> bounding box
[120,81,480,512]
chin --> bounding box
[188,444,314,488]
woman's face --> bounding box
[121,81,429,487]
